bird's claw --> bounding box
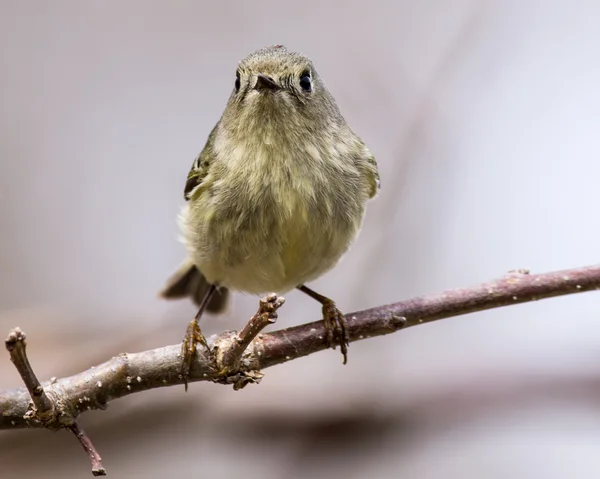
[180,319,210,391]
[322,301,349,364]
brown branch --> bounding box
[5,328,55,421]
[68,422,106,476]
[4,328,106,475]
[218,293,285,383]
[1,264,600,474]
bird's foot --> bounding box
[321,299,349,365]
[180,318,210,391]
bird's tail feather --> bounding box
[159,259,228,313]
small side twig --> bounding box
[68,422,106,476]
[5,328,106,476]
[5,328,54,421]
[219,293,285,374]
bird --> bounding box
[160,45,380,388]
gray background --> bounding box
[2,1,600,478]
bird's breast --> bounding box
[184,140,366,293]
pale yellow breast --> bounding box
[181,130,368,294]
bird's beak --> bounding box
[255,74,280,91]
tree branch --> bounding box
[218,293,285,385]
[4,328,107,475]
[68,422,106,476]
[5,328,55,421]
[2,264,600,474]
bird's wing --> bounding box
[364,150,381,199]
[183,125,218,201]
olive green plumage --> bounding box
[161,45,380,310]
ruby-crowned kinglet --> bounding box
[160,45,380,385]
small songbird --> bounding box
[160,45,380,386]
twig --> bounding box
[68,422,106,476]
[0,264,599,437]
[5,328,54,423]
[5,328,106,475]
[219,293,285,376]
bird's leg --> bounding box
[181,284,216,391]
[297,285,349,364]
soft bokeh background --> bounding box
[2,1,600,477]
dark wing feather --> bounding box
[183,125,219,201]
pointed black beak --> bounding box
[255,74,279,91]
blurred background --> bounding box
[2,1,600,477]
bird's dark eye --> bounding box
[299,71,312,92]
[235,71,241,91]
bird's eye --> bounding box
[299,71,312,92]
[235,71,241,91]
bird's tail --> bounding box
[159,259,229,313]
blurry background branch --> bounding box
[3,263,600,434]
